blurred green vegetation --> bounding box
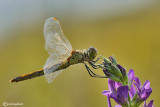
[1,6,160,107]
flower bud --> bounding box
[111,64,122,78]
[103,62,112,72]
[117,64,128,84]
[109,56,118,65]
[103,57,111,64]
[103,69,120,82]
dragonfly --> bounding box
[10,17,106,83]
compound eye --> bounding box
[88,47,97,60]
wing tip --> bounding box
[45,17,58,23]
[53,17,58,21]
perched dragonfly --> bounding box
[10,17,106,83]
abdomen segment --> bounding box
[10,69,44,83]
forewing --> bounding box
[43,17,72,83]
[44,17,72,56]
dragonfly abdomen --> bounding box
[10,69,44,82]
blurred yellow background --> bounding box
[0,1,159,107]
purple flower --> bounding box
[103,79,129,107]
[128,70,153,106]
[128,69,152,102]
[143,100,154,107]
[103,69,154,107]
[133,78,152,102]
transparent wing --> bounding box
[43,56,63,83]
[43,17,72,83]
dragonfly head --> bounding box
[87,46,97,60]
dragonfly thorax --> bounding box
[67,50,84,65]
[67,47,97,65]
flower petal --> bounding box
[140,88,152,101]
[128,69,135,81]
[142,80,150,90]
[107,94,112,107]
[143,100,147,107]
[129,85,136,99]
[143,100,154,107]
[147,100,154,107]
[115,105,122,107]
[117,86,129,105]
[102,90,110,96]
[102,90,112,107]
[115,82,122,88]
[133,77,141,89]
[108,79,116,93]
[110,93,120,104]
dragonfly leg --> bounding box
[85,64,95,77]
[88,62,98,69]
[84,62,108,78]
[84,62,96,76]
[88,61,103,69]
[89,55,104,69]
[91,56,101,63]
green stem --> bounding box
[128,93,131,107]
